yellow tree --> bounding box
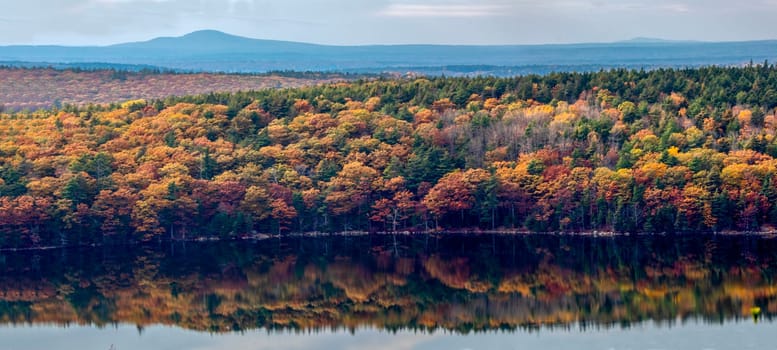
[324,161,380,229]
[241,186,273,228]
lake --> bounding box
[0,234,775,349]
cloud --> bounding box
[92,0,173,3]
[378,4,504,17]
[0,0,774,45]
[526,0,693,13]
[659,3,690,13]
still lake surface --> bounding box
[0,234,775,349]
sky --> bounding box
[1,0,776,46]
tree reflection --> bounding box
[0,234,775,333]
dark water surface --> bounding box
[0,234,776,349]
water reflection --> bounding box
[0,234,775,333]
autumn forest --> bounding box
[3,65,777,248]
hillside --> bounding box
[1,30,776,74]
[0,67,347,111]
[2,66,777,247]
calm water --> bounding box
[0,234,776,349]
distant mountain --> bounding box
[111,30,321,52]
[0,30,775,75]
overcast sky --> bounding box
[2,0,776,46]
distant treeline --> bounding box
[360,63,757,77]
[2,65,777,247]
[0,62,377,79]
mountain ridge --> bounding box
[110,30,326,51]
[8,30,775,49]
[1,30,776,74]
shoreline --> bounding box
[2,229,776,252]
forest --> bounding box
[2,64,777,247]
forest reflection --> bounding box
[0,234,774,334]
